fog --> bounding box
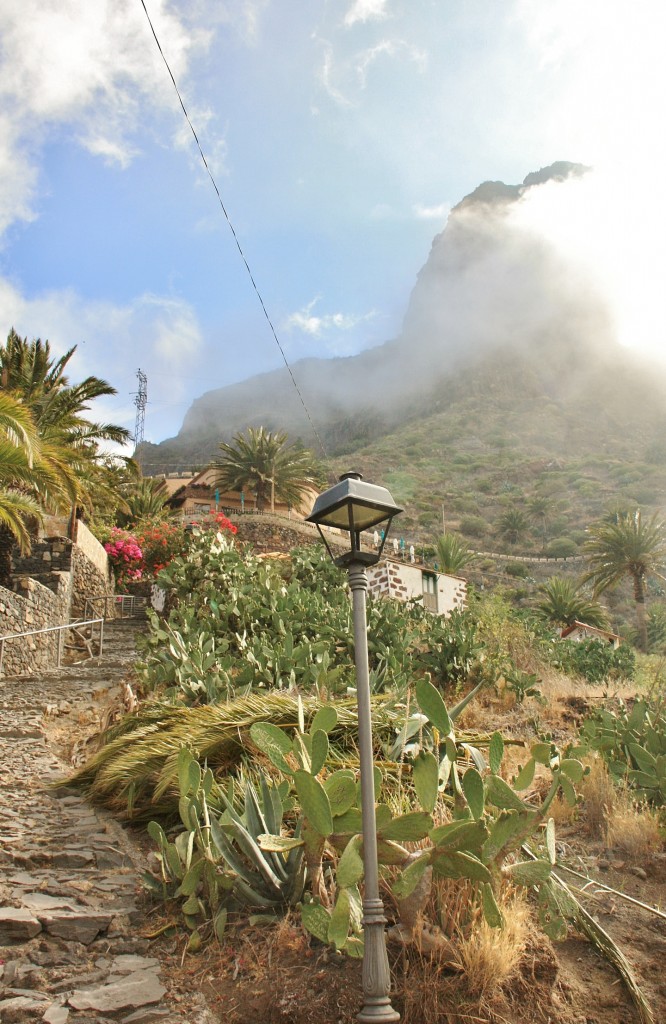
[157,162,665,466]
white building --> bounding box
[367,558,466,616]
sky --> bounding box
[1,0,665,453]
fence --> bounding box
[83,593,149,620]
[0,617,104,677]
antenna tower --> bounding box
[133,369,148,453]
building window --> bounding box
[422,571,438,613]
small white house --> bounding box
[560,620,622,649]
[367,558,467,617]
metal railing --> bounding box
[84,593,148,620]
[0,617,104,677]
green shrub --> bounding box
[460,515,488,538]
[580,698,666,805]
[545,537,578,558]
[551,638,635,683]
[505,561,529,578]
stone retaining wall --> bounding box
[74,519,111,578]
[0,530,114,676]
[0,577,67,676]
[228,513,353,558]
[71,545,114,618]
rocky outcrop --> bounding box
[139,161,599,469]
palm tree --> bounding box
[0,330,131,507]
[117,475,173,527]
[527,495,556,550]
[0,330,131,581]
[581,509,666,650]
[0,392,45,558]
[215,427,321,513]
[496,507,530,547]
[435,533,476,574]
[536,577,608,630]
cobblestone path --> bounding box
[0,619,213,1024]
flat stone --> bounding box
[0,906,42,942]
[68,970,166,1012]
[20,893,82,913]
[43,1003,70,1023]
[0,994,48,1014]
[41,909,112,945]
[8,872,52,888]
[4,987,49,1001]
[112,955,161,973]
[122,1009,176,1023]
[96,847,134,869]
[52,849,95,868]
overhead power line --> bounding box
[138,0,327,459]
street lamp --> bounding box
[307,472,402,1024]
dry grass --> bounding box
[548,792,577,827]
[580,757,617,838]
[456,892,530,1001]
[580,757,662,856]
[605,793,662,858]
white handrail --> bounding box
[0,616,104,677]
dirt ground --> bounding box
[46,673,666,1024]
[141,837,665,1024]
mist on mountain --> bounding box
[139,162,661,473]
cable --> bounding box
[138,0,327,459]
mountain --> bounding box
[140,161,601,470]
[140,161,666,549]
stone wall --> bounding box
[0,576,68,676]
[228,513,352,558]
[368,558,467,617]
[0,528,114,676]
[71,544,115,619]
[74,519,111,578]
[13,536,73,583]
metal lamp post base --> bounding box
[357,899,400,1023]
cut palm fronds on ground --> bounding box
[65,690,491,820]
[521,846,654,1024]
[556,863,666,922]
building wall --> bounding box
[367,559,467,616]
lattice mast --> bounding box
[133,369,148,453]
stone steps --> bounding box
[0,618,210,1024]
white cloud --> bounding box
[412,202,450,222]
[344,1,390,28]
[0,0,212,237]
[1,277,204,438]
[356,40,427,87]
[318,45,354,107]
[284,298,377,338]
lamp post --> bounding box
[307,472,402,1024]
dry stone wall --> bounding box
[229,512,354,558]
[0,530,113,676]
[0,577,67,676]
[71,544,114,618]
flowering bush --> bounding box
[188,511,238,536]
[134,519,188,577]
[104,528,144,590]
[104,514,237,590]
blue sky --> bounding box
[1,1,665,448]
